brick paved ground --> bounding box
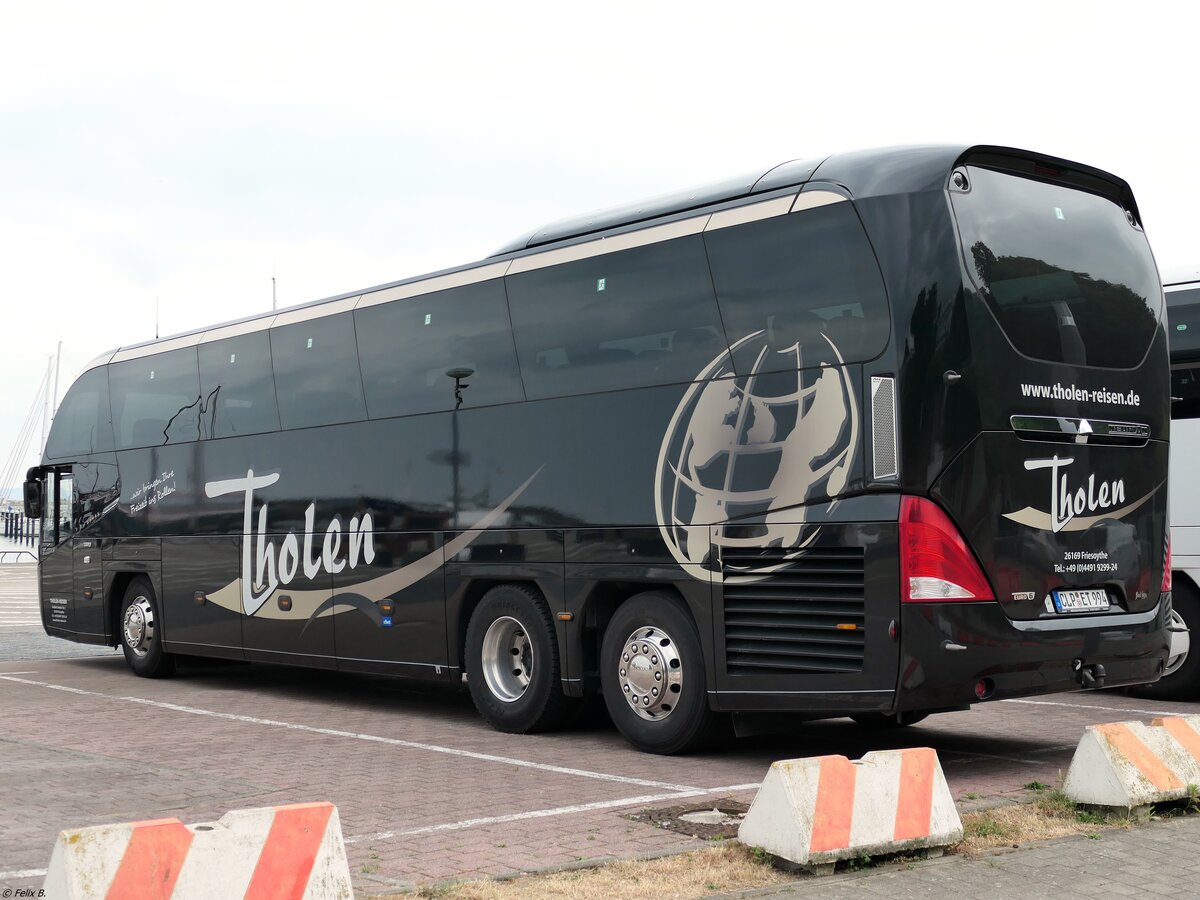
[0,562,119,660]
[2,651,1199,896]
[737,813,1200,899]
[3,563,1200,895]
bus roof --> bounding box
[84,144,1134,371]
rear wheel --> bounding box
[465,584,575,733]
[600,591,720,754]
[119,577,175,678]
[1131,581,1200,699]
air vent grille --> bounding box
[722,546,866,676]
[871,376,898,479]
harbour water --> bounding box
[1,501,38,560]
[0,532,39,561]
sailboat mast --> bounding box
[51,341,61,416]
[39,354,53,455]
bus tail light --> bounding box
[1163,534,1172,593]
[900,496,995,602]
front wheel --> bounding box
[119,577,175,678]
[600,591,720,754]
[1130,582,1200,700]
[465,584,575,733]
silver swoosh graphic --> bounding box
[204,467,543,618]
[1001,489,1154,533]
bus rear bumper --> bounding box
[896,597,1171,712]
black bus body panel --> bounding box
[33,144,1170,717]
[897,601,1167,711]
[161,536,244,661]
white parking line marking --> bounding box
[345,782,763,843]
[0,675,703,792]
[0,868,47,879]
[1003,698,1189,718]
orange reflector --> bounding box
[836,623,858,631]
[557,612,574,621]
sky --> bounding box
[1,0,1196,485]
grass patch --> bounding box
[1035,788,1077,817]
[964,813,1011,840]
[953,796,1130,854]
[388,791,1159,898]
[393,844,794,900]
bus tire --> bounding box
[118,576,175,678]
[465,584,574,733]
[1132,582,1200,700]
[850,711,930,728]
[600,591,719,755]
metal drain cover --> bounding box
[679,808,743,826]
[627,800,750,840]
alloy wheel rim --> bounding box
[122,596,155,658]
[618,626,682,720]
[481,616,533,702]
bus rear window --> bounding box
[951,166,1161,368]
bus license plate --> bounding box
[1053,589,1109,613]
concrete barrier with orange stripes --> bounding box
[42,801,353,899]
[737,748,962,870]
[1064,715,1200,811]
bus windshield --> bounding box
[952,165,1161,368]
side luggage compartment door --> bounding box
[161,536,244,660]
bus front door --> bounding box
[38,469,74,634]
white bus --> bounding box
[1149,274,1200,697]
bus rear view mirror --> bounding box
[23,474,42,520]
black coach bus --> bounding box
[25,145,1171,754]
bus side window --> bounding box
[704,201,890,375]
[58,471,75,543]
[270,313,367,430]
[356,279,524,418]
[40,471,74,546]
[108,348,202,450]
[1172,365,1200,420]
[40,472,58,545]
[198,331,281,438]
[43,367,114,461]
[506,235,731,400]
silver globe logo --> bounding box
[654,330,859,581]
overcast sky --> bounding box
[1,1,1196,484]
